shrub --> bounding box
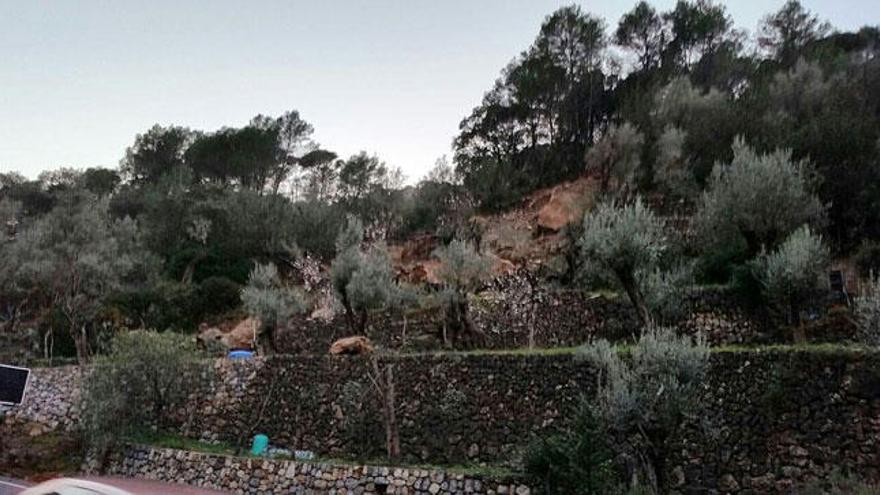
[195,276,242,317]
[578,327,709,493]
[854,240,880,279]
[331,217,402,334]
[694,138,824,261]
[80,330,209,452]
[753,225,829,328]
[579,198,668,327]
[524,406,617,494]
[433,239,492,347]
[640,263,693,325]
[585,122,644,194]
[855,277,880,346]
[241,263,306,353]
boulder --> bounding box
[536,177,596,232]
[329,336,374,355]
[197,317,259,352]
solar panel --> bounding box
[0,364,31,405]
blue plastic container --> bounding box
[250,434,269,456]
[228,350,254,360]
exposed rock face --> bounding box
[535,177,596,232]
[97,445,530,494]
[329,336,375,355]
[197,318,258,352]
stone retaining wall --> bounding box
[189,351,880,493]
[9,350,880,493]
[277,287,778,355]
[100,445,530,495]
[3,365,80,431]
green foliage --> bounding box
[120,125,193,185]
[107,282,197,332]
[5,198,159,362]
[454,5,609,208]
[434,240,492,296]
[758,0,831,67]
[80,168,121,197]
[579,198,671,326]
[395,161,467,238]
[347,245,400,313]
[854,240,880,278]
[651,79,736,186]
[753,225,829,326]
[241,263,306,352]
[695,138,824,261]
[288,199,345,260]
[524,407,617,494]
[585,123,645,193]
[330,216,365,305]
[339,380,385,458]
[185,123,279,190]
[330,217,402,333]
[797,471,880,495]
[615,1,664,72]
[578,327,709,492]
[653,125,697,198]
[855,277,880,347]
[580,198,666,278]
[433,240,493,347]
[195,276,242,318]
[640,262,693,325]
[80,330,208,450]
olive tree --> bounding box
[695,138,824,258]
[578,327,710,493]
[80,331,209,453]
[585,122,645,194]
[433,239,492,347]
[579,198,668,327]
[330,216,401,334]
[854,277,880,347]
[241,262,306,354]
[8,198,158,363]
[753,225,829,331]
[654,126,697,199]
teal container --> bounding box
[250,434,269,456]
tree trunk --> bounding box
[181,251,208,285]
[357,309,368,335]
[617,269,652,330]
[44,328,54,364]
[257,325,277,355]
[72,323,90,364]
[340,289,356,334]
[383,363,400,460]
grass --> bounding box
[382,342,875,360]
[125,430,520,480]
[126,430,235,456]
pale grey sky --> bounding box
[1,0,877,181]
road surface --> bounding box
[0,477,30,495]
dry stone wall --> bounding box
[1,365,80,431]
[8,350,879,493]
[100,445,529,495]
[278,287,778,356]
[191,351,880,493]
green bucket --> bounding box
[250,434,269,456]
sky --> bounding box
[1,1,878,182]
